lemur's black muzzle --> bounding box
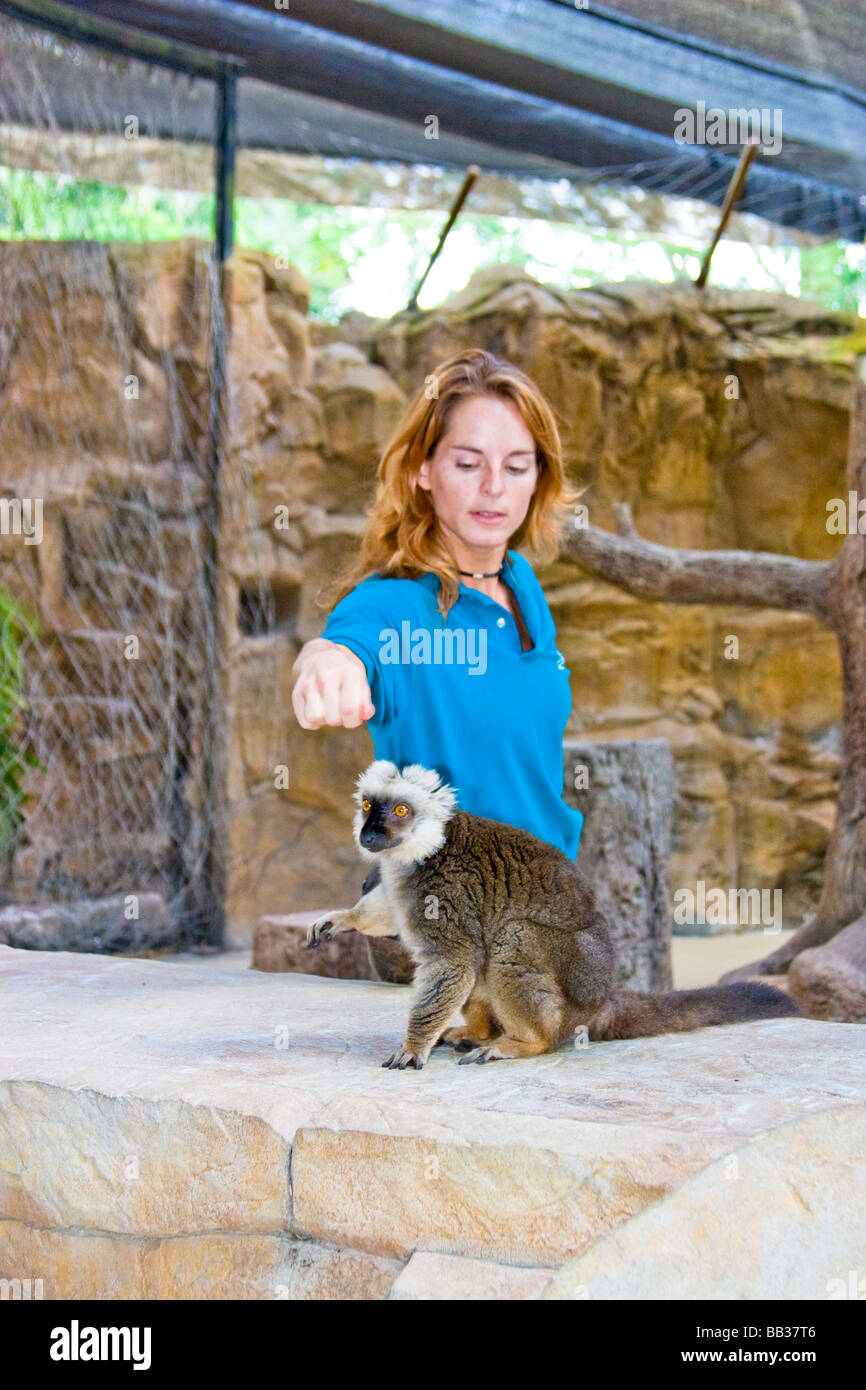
[359,813,391,852]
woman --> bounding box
[291,348,584,972]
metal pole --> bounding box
[214,64,237,266]
[194,61,237,947]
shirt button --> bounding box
[496,617,506,627]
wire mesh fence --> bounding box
[0,13,282,950]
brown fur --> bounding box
[308,801,801,1068]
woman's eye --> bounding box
[455,461,529,473]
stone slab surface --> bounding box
[542,1105,866,1300]
[390,1251,549,1301]
[1,945,864,1295]
[0,1220,399,1300]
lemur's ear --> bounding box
[356,759,399,787]
[399,764,445,793]
[355,759,400,804]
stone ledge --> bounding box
[0,1220,399,1301]
[389,1251,549,1301]
[1,945,864,1298]
[0,1081,289,1236]
[542,1105,866,1300]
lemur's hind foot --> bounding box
[437,1025,489,1050]
[458,1033,551,1063]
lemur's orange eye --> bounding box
[393,804,409,817]
[361,798,371,812]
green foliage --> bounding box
[235,200,425,319]
[800,241,864,315]
[1,163,862,322]
[0,589,40,870]
[0,166,212,242]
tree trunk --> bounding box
[559,355,866,989]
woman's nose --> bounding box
[481,467,507,493]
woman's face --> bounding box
[416,394,539,559]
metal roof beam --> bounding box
[3,0,864,238]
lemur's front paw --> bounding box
[382,1047,426,1070]
[305,913,341,948]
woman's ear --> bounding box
[416,457,432,491]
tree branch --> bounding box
[559,503,835,626]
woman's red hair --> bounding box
[318,347,583,618]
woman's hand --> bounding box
[291,638,376,729]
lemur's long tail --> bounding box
[589,981,801,1040]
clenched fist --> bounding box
[291,638,375,730]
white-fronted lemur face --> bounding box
[416,394,539,554]
[358,793,415,852]
[353,761,459,867]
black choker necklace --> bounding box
[458,563,504,578]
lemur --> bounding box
[306,760,801,1068]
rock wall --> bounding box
[0,239,860,946]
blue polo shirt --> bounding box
[320,550,584,859]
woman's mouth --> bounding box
[471,510,507,523]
